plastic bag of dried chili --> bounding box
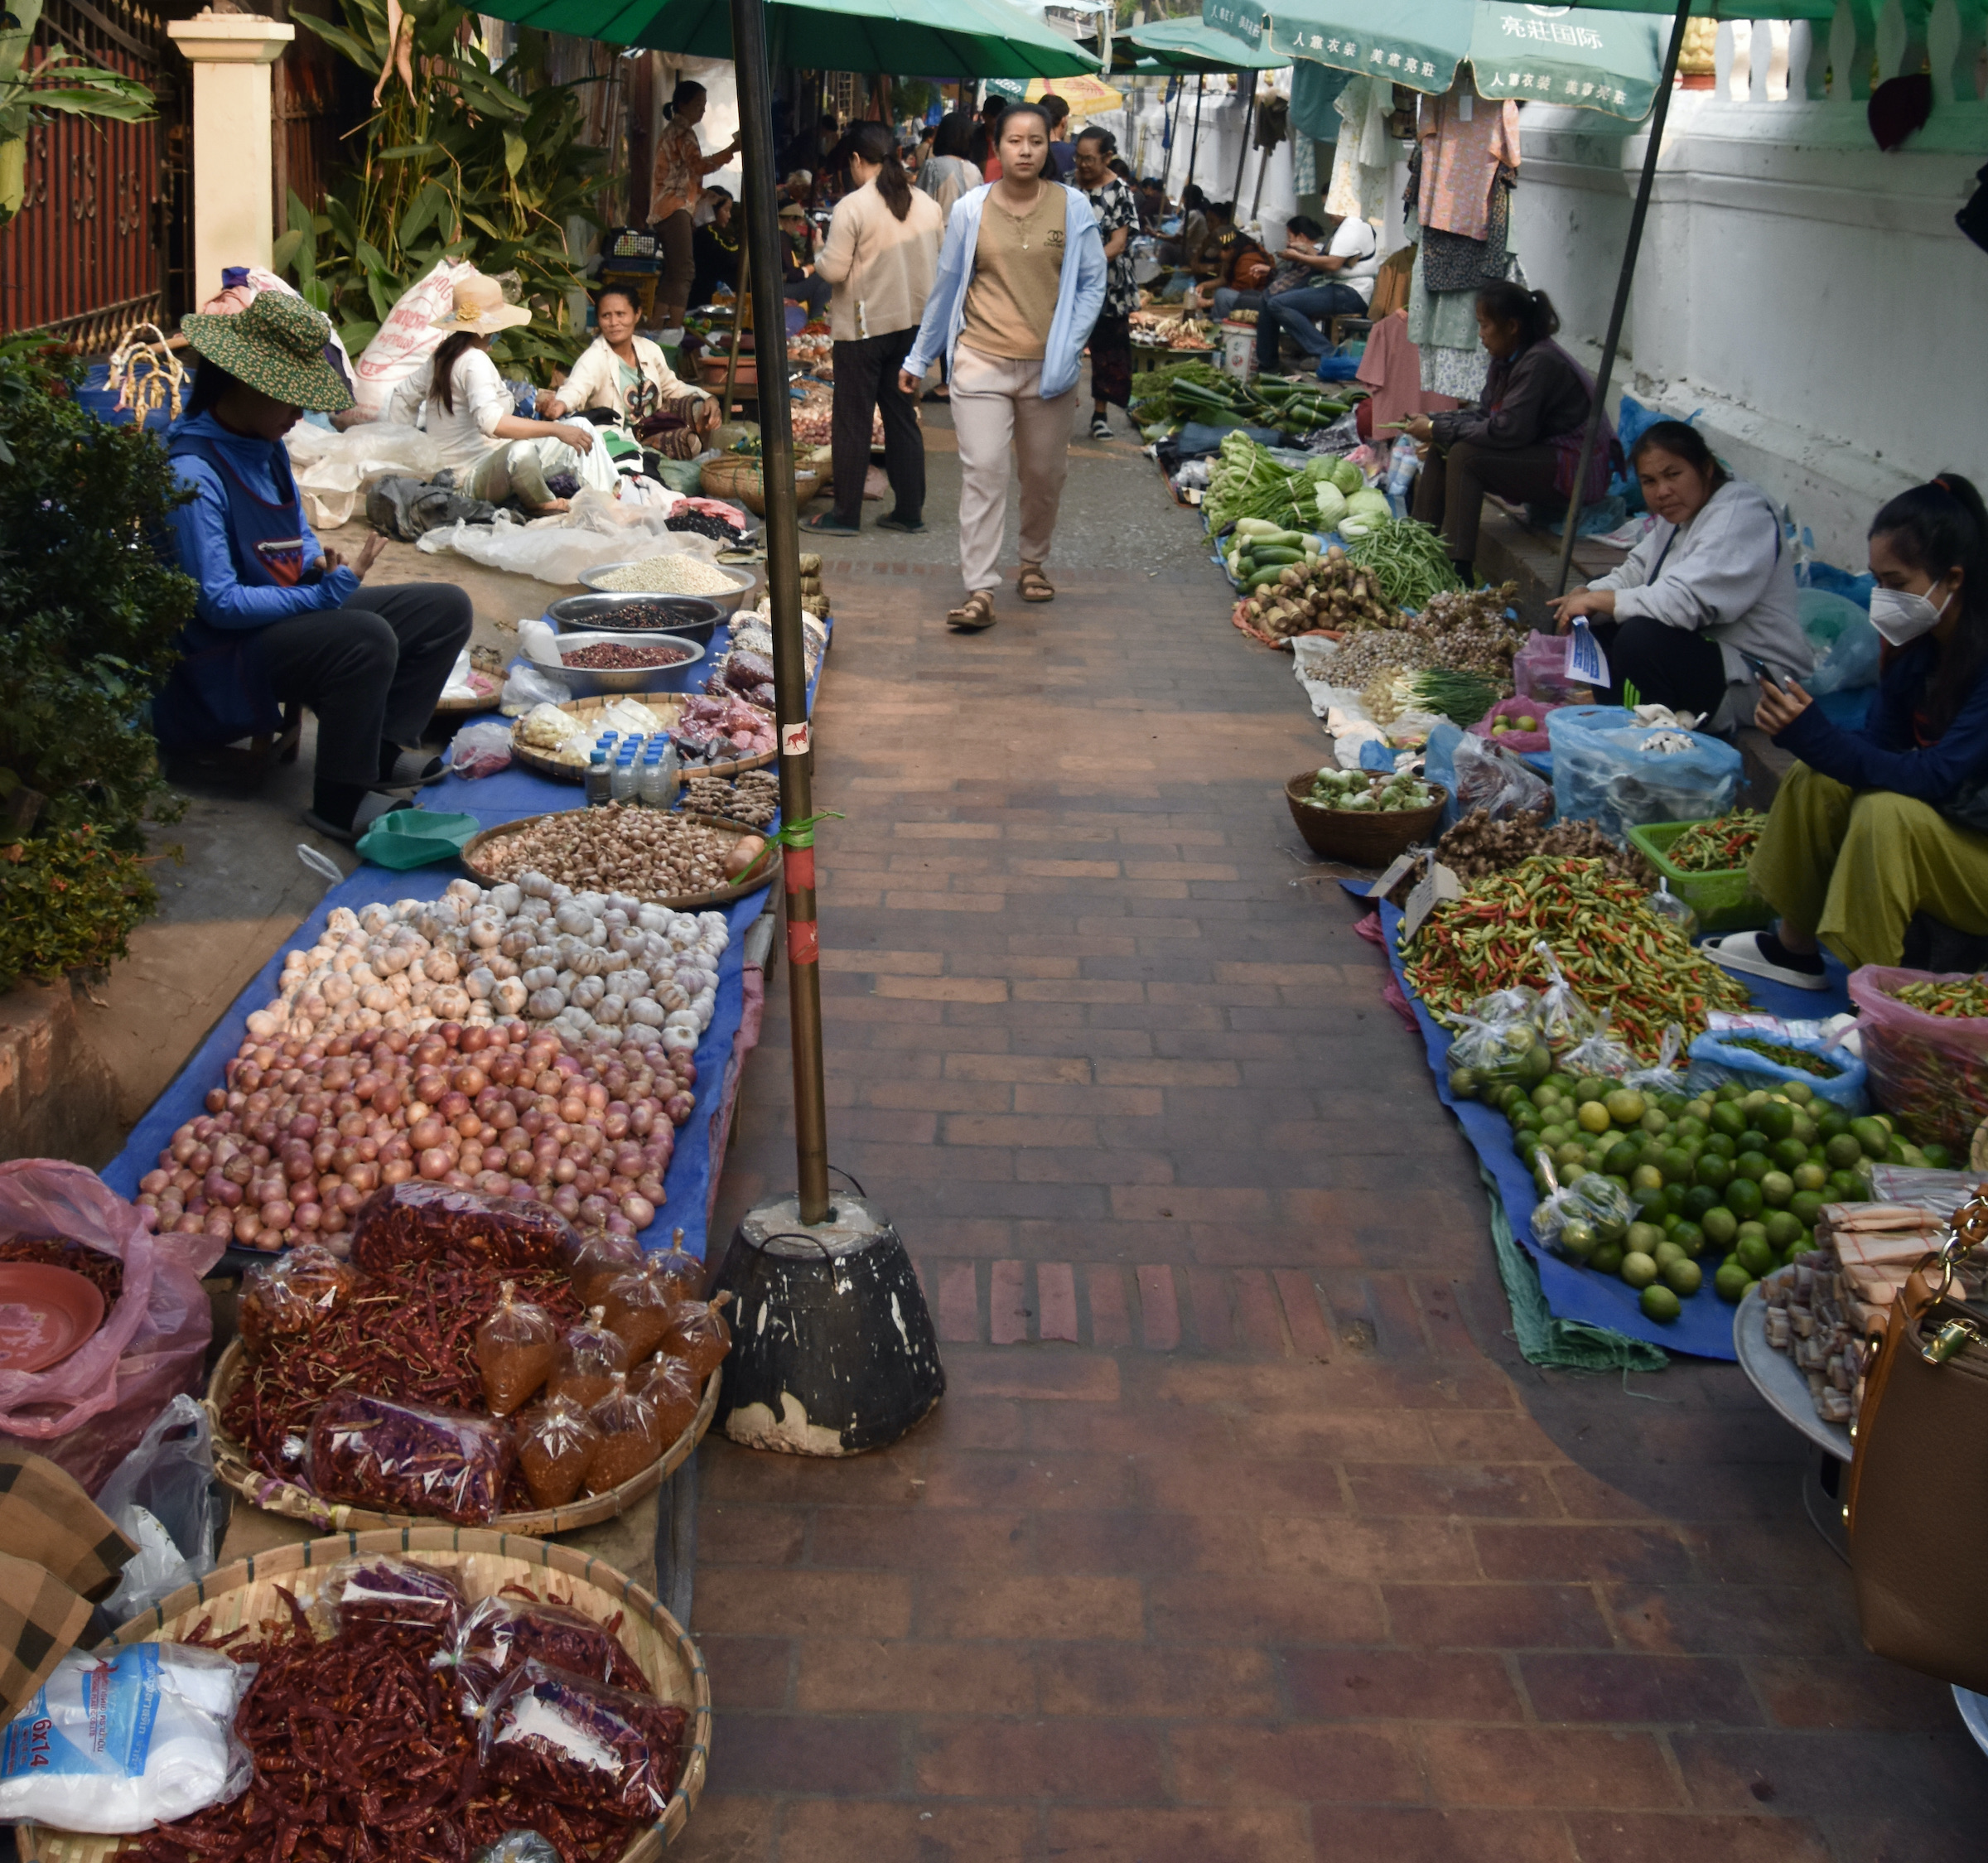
[350,1181,577,1274]
[480,1660,687,1818]
[304,1391,517,1524]
[321,1552,467,1646]
[446,1594,652,1716]
[238,1242,355,1360]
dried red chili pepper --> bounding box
[351,1182,577,1275]
[306,1392,516,1526]
[480,1661,686,1819]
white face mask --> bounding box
[1868,583,1952,647]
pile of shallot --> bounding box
[136,1019,695,1252]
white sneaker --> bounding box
[1703,929,1830,991]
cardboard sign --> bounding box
[1400,862,1463,944]
[1367,851,1419,900]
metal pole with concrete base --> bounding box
[1550,0,1693,596]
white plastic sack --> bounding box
[418,500,725,586]
[286,422,444,528]
[351,259,475,418]
[94,1394,219,1622]
[0,1646,255,1832]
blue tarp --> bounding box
[1343,880,1851,1359]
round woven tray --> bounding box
[430,683,504,720]
[203,1336,721,1534]
[17,1528,710,1863]
[699,454,820,518]
[510,694,774,782]
[460,809,780,910]
[1284,771,1448,866]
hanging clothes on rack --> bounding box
[1292,134,1318,199]
[1417,78,1520,240]
[1405,208,1525,402]
[1325,77,1392,224]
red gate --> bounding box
[0,0,181,349]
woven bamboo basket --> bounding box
[203,1339,721,1534]
[697,454,820,518]
[509,695,774,783]
[14,1528,711,1863]
[1284,771,1447,865]
[459,810,779,910]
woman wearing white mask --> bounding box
[1550,422,1811,726]
[1698,473,1988,982]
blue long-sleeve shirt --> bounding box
[1773,635,1988,808]
[166,411,358,628]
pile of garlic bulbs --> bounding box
[248,876,732,1058]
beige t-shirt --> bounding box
[960,185,1065,361]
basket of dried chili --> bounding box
[15,1528,712,1863]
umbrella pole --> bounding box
[1183,75,1204,198]
[1231,79,1254,210]
[1551,0,1692,597]
[731,0,832,1226]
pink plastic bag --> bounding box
[1848,968,1988,1155]
[1467,693,1564,756]
[0,1161,224,1493]
[1513,631,1582,703]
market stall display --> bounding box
[681,770,779,829]
[512,694,776,779]
[462,812,774,906]
[1286,768,1445,862]
[12,1528,709,1863]
[1132,361,1358,442]
[579,558,757,611]
[1849,968,1988,1156]
[1625,812,1775,934]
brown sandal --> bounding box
[1016,562,1054,603]
[947,589,996,632]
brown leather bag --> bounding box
[1846,1190,1988,1692]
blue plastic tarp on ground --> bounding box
[1340,879,1851,1359]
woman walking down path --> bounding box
[1074,125,1138,441]
[650,80,741,329]
[900,102,1106,633]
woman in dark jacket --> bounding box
[1406,282,1600,578]
[1704,474,1988,980]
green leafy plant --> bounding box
[275,0,612,374]
[0,340,192,988]
[1,0,157,224]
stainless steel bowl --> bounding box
[577,558,759,614]
[528,630,707,697]
[544,592,723,648]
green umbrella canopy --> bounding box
[1122,16,1289,72]
[474,0,1100,77]
[1203,0,1672,118]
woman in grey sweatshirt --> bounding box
[1551,420,1812,728]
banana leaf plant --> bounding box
[1,0,157,224]
[276,0,613,374]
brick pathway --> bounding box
[688,548,1988,1863]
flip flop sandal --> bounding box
[947,590,996,632]
[802,511,861,534]
[302,792,412,846]
[1016,564,1055,603]
[382,748,450,789]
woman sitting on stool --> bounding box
[1550,421,1812,728]
[1703,474,1988,982]
[157,290,472,842]
[1405,281,1597,582]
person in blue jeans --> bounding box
[1255,213,1380,371]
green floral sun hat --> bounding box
[180,288,355,413]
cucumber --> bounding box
[1249,546,1306,567]
[1245,564,1296,591]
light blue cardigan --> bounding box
[903,182,1107,399]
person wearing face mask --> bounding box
[1700,475,1988,984]
[1548,420,1811,726]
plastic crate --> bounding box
[1626,818,1773,935]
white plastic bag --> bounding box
[286,422,444,528]
[0,1646,254,1832]
[351,259,475,418]
[94,1394,218,1622]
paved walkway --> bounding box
[685,421,1988,1861]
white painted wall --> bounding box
[1510,0,1988,565]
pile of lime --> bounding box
[1487,1075,1935,1323]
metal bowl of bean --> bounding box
[527,630,707,697]
[544,592,724,648]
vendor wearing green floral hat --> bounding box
[156,287,472,842]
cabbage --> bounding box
[1346,488,1393,520]
[1313,482,1349,530]
[1329,457,1365,497]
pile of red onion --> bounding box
[136,1020,697,1252]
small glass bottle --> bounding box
[584,751,611,807]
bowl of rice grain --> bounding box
[578,554,760,614]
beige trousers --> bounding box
[949,343,1076,594]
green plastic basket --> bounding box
[1626,819,1773,935]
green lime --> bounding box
[1737,1220,1768,1247]
[1770,1137,1809,1172]
[1672,1219,1706,1258]
[1640,1108,1672,1137]
[1553,1142,1586,1170]
[1793,1161,1828,1193]
[1575,1099,1614,1135]
[1531,1082,1563,1110]
[1703,1132,1737,1159]
[1760,1170,1795,1209]
[1816,1107,1849,1140]
[1736,1232,1776,1277]
[1631,1163,1666,1196]
[1448,1069,1479,1098]
[1734,1151,1773,1184]
[1682,1185,1720,1221]
[1575,1077,1609,1103]
[1653,1239,1686,1270]
[1558,1220,1597,1259]
[1640,1283,1682,1323]
[1726,1177,1764,1220]
[1604,1088,1648,1127]
[1783,1080,1814,1105]
[1627,1221,1667,1256]
[1739,1128,1772,1156]
[1715,1261,1752,1302]
[1701,1205,1739,1248]
[1851,1116,1891,1158]
[1757,1099,1796,1142]
[1694,1154,1734,1193]
[1789,1190,1825,1228]
[1709,1100,1749,1137]
[1923,1142,1954,1170]
[1789,1110,1817,1146]
[1714,1083,1744,1102]
[1672,1116,1707,1143]
[1546,1072,1580,1096]
[1663,1257,1703,1296]
[1590,1241,1625,1277]
[1620,1250,1659,1289]
[1661,1146,1696,1184]
[1604,1139,1643,1178]
[1764,1209,1803,1251]
[1826,1169,1865,1201]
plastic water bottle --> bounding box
[585,751,611,807]
[1385,433,1421,502]
[610,753,638,803]
[637,750,669,808]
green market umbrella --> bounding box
[475,0,1099,77]
[1122,17,1288,73]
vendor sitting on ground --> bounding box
[1702,474,1988,982]
[544,284,717,461]
[1549,420,1812,727]
[1404,282,1597,582]
[388,273,612,513]
[156,290,472,843]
